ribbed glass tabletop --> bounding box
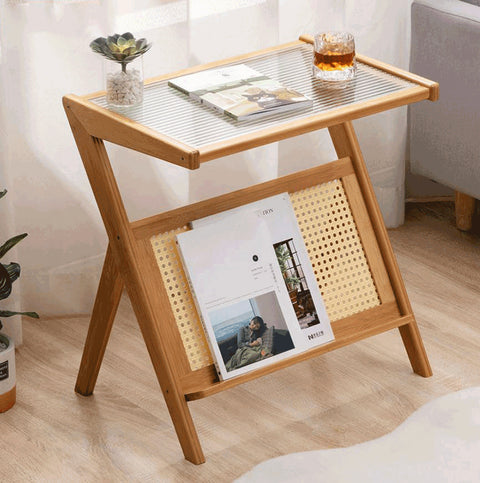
[91,43,416,149]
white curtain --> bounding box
[0,0,414,341]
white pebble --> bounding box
[106,68,143,106]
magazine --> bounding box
[168,64,312,121]
[176,212,303,380]
[192,193,334,350]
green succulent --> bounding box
[90,32,151,73]
[0,189,39,334]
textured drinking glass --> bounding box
[313,32,357,83]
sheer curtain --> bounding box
[0,0,414,341]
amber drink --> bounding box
[313,32,356,83]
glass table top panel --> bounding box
[90,43,416,149]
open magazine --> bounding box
[168,64,312,121]
[176,193,334,380]
[176,212,302,380]
[192,193,333,349]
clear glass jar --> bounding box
[104,56,144,107]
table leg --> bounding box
[455,191,476,231]
[328,121,432,377]
[65,102,205,463]
[75,243,124,396]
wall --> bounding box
[0,0,415,342]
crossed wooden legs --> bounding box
[73,120,431,466]
[65,103,205,464]
[74,241,206,464]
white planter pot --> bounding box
[0,333,16,412]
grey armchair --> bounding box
[409,0,480,230]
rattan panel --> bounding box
[290,180,380,321]
[150,227,214,371]
[150,180,380,370]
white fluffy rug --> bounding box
[236,387,480,482]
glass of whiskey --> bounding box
[312,32,357,84]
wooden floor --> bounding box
[2,202,480,482]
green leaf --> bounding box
[107,40,121,53]
[0,310,39,319]
[139,41,151,54]
[117,36,127,47]
[4,263,20,284]
[0,263,12,301]
[122,46,136,57]
[89,38,106,53]
[0,189,6,199]
[136,39,146,50]
[0,233,27,259]
[121,32,134,40]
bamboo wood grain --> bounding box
[183,302,403,400]
[328,122,432,378]
[63,95,199,169]
[75,244,124,396]
[341,174,396,305]
[63,39,435,465]
[455,191,476,231]
[71,36,436,169]
[64,106,205,464]
[197,86,428,163]
[131,157,354,239]
[298,34,439,101]
[3,204,478,480]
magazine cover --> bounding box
[168,64,312,120]
[191,193,334,349]
[176,212,303,380]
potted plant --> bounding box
[0,189,38,412]
[89,32,151,107]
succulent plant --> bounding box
[0,189,38,336]
[90,32,151,73]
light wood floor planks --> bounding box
[1,202,480,482]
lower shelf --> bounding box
[183,302,409,401]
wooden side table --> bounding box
[63,35,438,464]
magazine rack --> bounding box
[63,35,438,464]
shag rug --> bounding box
[236,387,480,482]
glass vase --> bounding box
[105,56,144,107]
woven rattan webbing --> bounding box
[150,180,380,371]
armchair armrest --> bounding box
[409,0,480,197]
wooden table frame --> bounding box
[63,36,437,465]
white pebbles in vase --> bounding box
[106,67,143,106]
[90,32,151,108]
